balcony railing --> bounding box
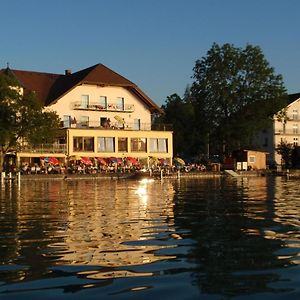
[61,121,172,131]
[275,129,299,135]
[20,144,67,154]
[72,101,135,112]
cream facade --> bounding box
[257,96,300,166]
[50,84,152,129]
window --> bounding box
[118,137,128,152]
[99,96,107,109]
[131,138,147,152]
[282,123,286,133]
[249,156,256,163]
[293,124,298,134]
[97,137,115,152]
[73,137,94,152]
[81,95,89,108]
[293,109,298,120]
[294,137,298,146]
[63,115,71,128]
[116,97,124,110]
[80,116,89,127]
[100,117,111,128]
[149,138,168,153]
[133,119,141,130]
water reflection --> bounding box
[0,176,300,299]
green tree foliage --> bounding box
[276,141,293,168]
[190,43,287,155]
[0,70,61,172]
[160,89,206,158]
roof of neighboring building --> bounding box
[288,92,300,104]
[1,64,162,113]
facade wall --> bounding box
[67,128,173,162]
[273,98,300,165]
[256,98,300,166]
[246,150,267,170]
[49,84,152,128]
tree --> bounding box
[0,70,61,173]
[276,141,293,168]
[190,43,287,156]
[159,90,204,158]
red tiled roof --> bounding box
[1,64,162,113]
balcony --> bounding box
[20,144,67,154]
[72,101,135,112]
[275,129,299,135]
[61,121,172,131]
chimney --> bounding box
[65,69,72,75]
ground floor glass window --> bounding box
[73,137,94,152]
[149,138,168,153]
[131,138,147,152]
[118,137,128,152]
[97,137,115,152]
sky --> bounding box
[1,0,300,106]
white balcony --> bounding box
[72,101,134,112]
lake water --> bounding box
[0,176,300,299]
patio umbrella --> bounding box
[174,157,185,166]
[81,157,93,165]
[97,157,107,165]
[49,157,59,166]
[109,157,123,165]
[114,115,125,124]
[126,157,140,166]
[41,156,48,163]
[149,156,159,166]
[159,158,168,166]
[69,155,81,161]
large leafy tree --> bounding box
[190,43,287,155]
[160,89,205,158]
[0,70,61,173]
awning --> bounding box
[81,157,93,165]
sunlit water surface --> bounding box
[1,176,300,299]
